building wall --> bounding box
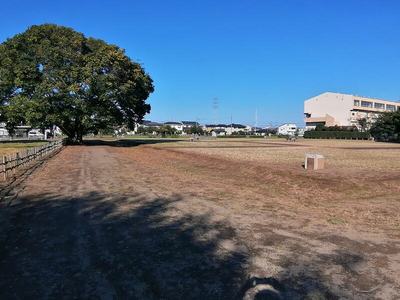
[304,92,354,127]
[304,92,400,129]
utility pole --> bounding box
[230,114,233,135]
[212,97,219,125]
[255,108,258,135]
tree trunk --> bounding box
[66,131,83,144]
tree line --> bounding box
[137,125,204,136]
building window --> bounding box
[361,101,373,108]
[354,100,360,106]
[374,102,385,109]
[386,104,396,112]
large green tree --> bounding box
[370,110,400,142]
[0,24,153,143]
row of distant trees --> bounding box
[137,125,204,136]
[136,126,279,137]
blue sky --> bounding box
[1,0,400,126]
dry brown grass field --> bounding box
[0,141,47,156]
[153,138,400,228]
[1,137,399,299]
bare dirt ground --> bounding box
[0,138,399,299]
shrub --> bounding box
[314,125,358,132]
[370,111,400,142]
[303,131,370,139]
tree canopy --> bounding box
[370,110,400,142]
[0,24,154,142]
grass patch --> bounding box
[0,141,47,156]
[327,217,346,225]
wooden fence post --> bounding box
[2,156,6,181]
[12,153,15,175]
[0,139,64,182]
[7,155,10,177]
[16,152,20,169]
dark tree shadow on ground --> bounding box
[0,190,371,299]
[0,192,247,299]
[238,245,367,299]
[83,138,184,147]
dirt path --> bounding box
[0,143,399,299]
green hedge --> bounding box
[304,131,370,139]
[217,135,264,138]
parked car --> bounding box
[28,130,45,139]
[0,128,9,138]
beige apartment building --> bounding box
[304,92,400,130]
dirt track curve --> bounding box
[0,142,399,299]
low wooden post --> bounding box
[6,155,9,180]
[2,156,6,181]
[16,152,20,170]
[305,153,325,170]
[12,153,16,175]
[7,155,10,177]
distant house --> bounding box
[250,126,264,135]
[0,122,61,139]
[278,123,297,136]
[225,123,249,135]
[182,121,199,129]
[141,120,163,128]
[263,127,278,135]
[164,122,183,132]
[135,120,163,134]
[0,122,31,138]
[204,124,228,134]
[211,129,226,137]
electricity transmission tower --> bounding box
[212,97,219,125]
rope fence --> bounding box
[0,139,64,181]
